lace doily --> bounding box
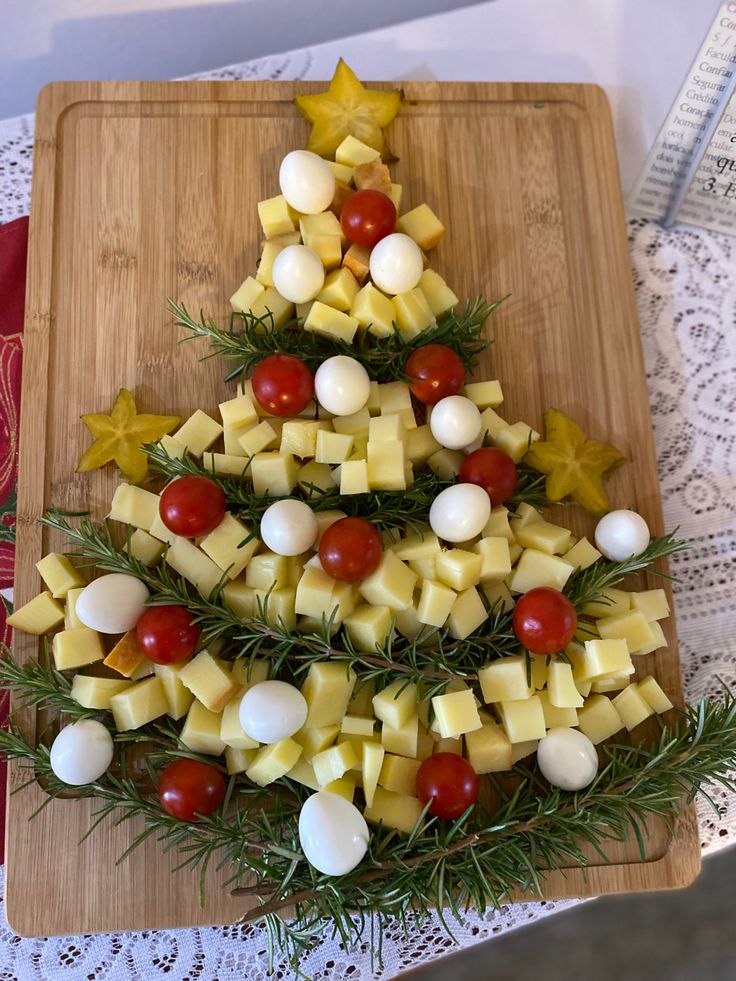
[0,53,734,979]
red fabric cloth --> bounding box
[0,215,29,863]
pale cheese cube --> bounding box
[255,240,283,287]
[293,724,340,760]
[225,747,257,775]
[253,586,297,630]
[323,777,356,802]
[447,587,488,639]
[582,588,631,619]
[373,680,418,730]
[582,639,633,680]
[465,723,513,774]
[165,537,222,597]
[200,513,258,580]
[52,628,105,671]
[316,430,354,464]
[431,689,482,739]
[427,448,464,480]
[379,754,421,795]
[246,738,302,787]
[511,739,539,764]
[317,268,359,311]
[478,407,509,443]
[179,650,238,713]
[108,484,160,532]
[359,550,417,610]
[418,269,458,317]
[462,380,504,410]
[348,679,376,718]
[538,689,579,728]
[351,282,396,337]
[381,715,420,758]
[344,604,393,653]
[391,529,440,561]
[64,587,86,628]
[335,135,380,167]
[478,655,532,704]
[332,407,371,436]
[392,288,436,340]
[597,610,656,653]
[369,413,406,443]
[472,537,512,581]
[303,233,342,271]
[366,439,406,491]
[563,537,602,571]
[435,549,483,591]
[257,194,295,238]
[362,742,385,808]
[34,552,83,600]
[340,460,370,495]
[530,655,548,691]
[125,530,164,567]
[612,685,655,731]
[110,676,169,732]
[230,657,270,689]
[636,676,674,714]
[630,588,670,622]
[302,662,356,728]
[630,619,667,656]
[410,555,436,580]
[341,715,375,738]
[406,425,441,465]
[591,674,632,694]
[509,549,574,593]
[219,393,258,430]
[378,382,412,416]
[174,410,222,458]
[327,160,354,184]
[249,287,295,329]
[222,578,255,618]
[416,579,456,627]
[230,275,265,313]
[245,552,290,591]
[313,741,358,786]
[279,420,320,460]
[158,434,187,460]
[295,566,337,619]
[396,203,445,251]
[201,452,251,478]
[154,662,195,720]
[315,510,348,542]
[285,757,320,789]
[180,700,225,755]
[297,460,337,498]
[300,210,345,242]
[547,660,584,708]
[70,674,132,711]
[364,787,424,835]
[223,425,255,457]
[515,520,573,556]
[494,422,540,462]
[239,420,279,457]
[497,695,546,742]
[250,451,299,497]
[577,695,625,744]
[220,692,259,749]
[304,301,359,343]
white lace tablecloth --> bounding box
[0,45,734,981]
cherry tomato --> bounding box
[340,189,397,249]
[459,447,518,507]
[159,476,226,537]
[158,758,226,821]
[136,605,200,665]
[251,353,314,417]
[513,587,578,655]
[416,753,479,820]
[319,517,382,583]
[405,344,465,405]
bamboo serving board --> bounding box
[7,80,700,938]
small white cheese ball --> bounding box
[239,680,308,743]
[75,574,149,634]
[272,244,325,304]
[429,483,491,543]
[50,720,114,786]
[278,149,335,214]
[314,355,371,416]
[298,791,370,876]
[537,727,599,791]
[594,509,651,561]
[429,395,482,450]
[369,233,423,295]
[260,499,318,556]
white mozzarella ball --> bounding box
[260,499,318,556]
[50,719,114,786]
[429,484,491,543]
[594,509,651,561]
[239,680,308,743]
[279,150,336,215]
[369,233,423,295]
[272,245,325,304]
[429,395,482,450]
[537,727,599,791]
[314,356,371,416]
[298,791,370,876]
[75,574,149,634]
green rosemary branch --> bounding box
[168,296,501,383]
[0,646,97,722]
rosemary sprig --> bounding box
[169,296,501,383]
[0,645,97,722]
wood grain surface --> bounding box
[7,80,700,938]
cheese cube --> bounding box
[103,630,146,677]
[364,787,424,834]
[392,529,440,561]
[253,587,297,630]
[433,736,463,755]
[220,692,259,749]
[597,611,656,654]
[494,422,540,463]
[630,588,670,622]
[316,430,354,465]
[257,195,295,238]
[356,741,383,808]
[509,549,574,594]
[381,715,420,758]
[582,639,633,680]
[612,685,655,731]
[52,628,105,671]
[478,407,509,443]
[296,460,337,498]
[591,674,632,694]
[7,591,65,634]
[342,243,371,284]
[293,724,340,760]
[563,537,602,571]
[200,452,248,478]
[405,425,441,465]
[636,676,674,714]
[295,565,338,620]
[344,604,393,652]
[127,529,165,567]
[435,549,483,591]
[302,662,356,728]
[409,555,435,579]
[108,484,160,532]
[335,135,380,167]
[229,658,270,690]
[70,674,133,710]
[255,241,282,287]
[331,407,370,437]
[264,231,301,248]
[577,695,625,744]
[497,696,546,742]
[515,520,573,556]
[179,650,238,713]
[180,700,226,755]
[472,537,512,582]
[530,656,548,691]
[222,578,255,617]
[317,268,359,311]
[431,689,482,739]
[250,452,299,497]
[377,382,412,416]
[153,662,195,720]
[341,715,375,738]
[369,413,406,444]
[339,460,370,495]
[239,421,279,457]
[547,661,585,708]
[246,552,290,591]
[313,741,358,786]
[348,679,376,718]
[315,510,348,542]
[250,288,295,329]
[511,739,539,764]
[418,269,458,317]
[367,440,406,491]
[416,579,456,627]
[379,754,421,796]
[351,282,396,337]
[396,203,445,251]
[462,380,504,410]
[478,655,532,703]
[359,550,417,610]
[447,587,488,640]
[538,689,579,729]
[64,587,86,629]
[246,738,302,787]
[300,210,345,242]
[302,235,342,273]
[225,747,257,775]
[327,160,354,184]
[582,588,631,619]
[219,394,258,430]
[465,723,513,774]
[165,537,222,597]
[279,421,318,460]
[392,288,436,340]
[321,777,355,802]
[173,410,222,458]
[427,448,464,480]
[304,301,359,343]
[373,680,418,730]
[230,275,266,313]
[110,676,169,732]
[200,513,259,580]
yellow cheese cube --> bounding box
[219,393,258,431]
[344,604,393,653]
[509,549,574,594]
[317,268,359,311]
[481,508,515,542]
[591,674,632,694]
[494,422,540,462]
[373,680,418,730]
[631,619,668,656]
[612,685,655,731]
[359,550,417,610]
[157,434,187,461]
[253,586,297,630]
[366,440,406,491]
[200,513,259,580]
[246,738,302,787]
[364,787,424,834]
[249,287,295,329]
[341,715,375,738]
[312,741,358,786]
[396,203,445,251]
[462,379,504,410]
[582,588,631,619]
[70,674,133,710]
[110,676,169,732]
[511,739,539,764]
[180,700,226,755]
[515,520,573,556]
[447,587,488,640]
[630,589,670,622]
[431,689,482,739]
[239,420,279,457]
[377,382,412,416]
[336,135,380,167]
[322,777,356,802]
[530,655,548,690]
[257,195,295,238]
[220,692,259,749]
[302,662,357,727]
[7,591,65,635]
[127,529,165,567]
[478,655,532,703]
[597,610,656,653]
[582,639,633,680]
[361,741,385,807]
[293,724,340,760]
[379,754,421,795]
[418,269,458,317]
[173,410,222,458]
[435,549,483,591]
[409,555,436,579]
[427,448,464,480]
[316,430,354,464]
[225,746,257,775]
[465,723,513,774]
[280,420,319,459]
[295,566,338,620]
[264,231,301,248]
[285,757,320,790]
[52,628,105,671]
[231,657,270,689]
[165,537,222,597]
[230,275,266,313]
[547,660,585,708]
[200,451,249,477]
[538,689,579,728]
[179,650,238,713]
[391,529,440,561]
[381,715,420,758]
[369,413,406,444]
[254,241,283,287]
[563,537,602,571]
[339,460,370,495]
[250,451,299,497]
[222,578,255,618]
[331,407,370,436]
[497,695,546,742]
[64,587,86,629]
[636,676,674,714]
[348,678,376,717]
[405,425,441,465]
[304,301,359,343]
[416,579,456,627]
[300,210,345,242]
[245,551,289,590]
[472,537,512,582]
[351,282,396,337]
[297,460,337,498]
[392,288,437,340]
[302,233,342,272]
[327,160,354,184]
[478,407,509,443]
[152,662,195,720]
[577,694,625,744]
[108,484,160,532]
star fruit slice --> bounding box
[524,408,625,517]
[294,58,402,158]
[77,388,180,485]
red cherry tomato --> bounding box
[159,476,226,537]
[136,605,201,665]
[252,354,314,417]
[416,753,479,820]
[158,758,226,821]
[340,189,397,249]
[319,517,382,583]
[513,587,578,655]
[459,447,518,507]
[405,344,465,405]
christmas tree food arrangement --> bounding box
[3,61,736,970]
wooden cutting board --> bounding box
[7,80,700,938]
